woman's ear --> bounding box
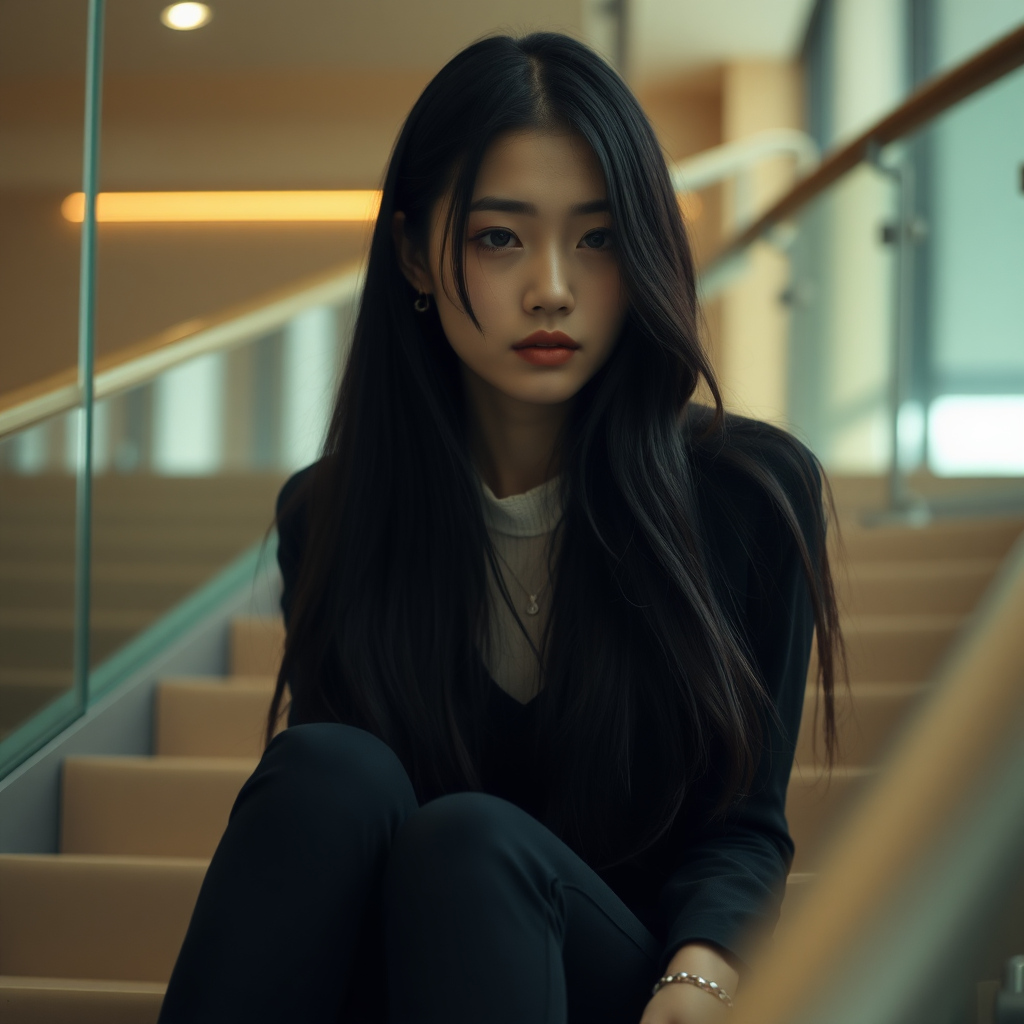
[392,211,433,296]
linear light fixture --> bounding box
[61,191,383,223]
[63,190,701,225]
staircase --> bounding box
[0,475,285,741]
[1,512,1022,1023]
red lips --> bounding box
[512,330,580,350]
[512,330,580,367]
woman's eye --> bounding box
[579,229,611,250]
[477,229,518,249]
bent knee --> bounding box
[387,793,525,879]
[250,723,416,817]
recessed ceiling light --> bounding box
[160,3,212,31]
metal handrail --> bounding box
[671,129,820,194]
[0,262,363,439]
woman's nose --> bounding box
[523,246,574,315]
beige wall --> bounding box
[635,68,725,376]
[718,60,803,425]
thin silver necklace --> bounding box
[494,548,550,616]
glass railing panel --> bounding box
[0,0,95,778]
[783,64,1024,517]
[93,0,375,402]
[783,160,899,480]
[907,63,1024,497]
[68,1,375,700]
[84,291,356,698]
[0,410,85,772]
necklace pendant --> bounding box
[526,596,540,616]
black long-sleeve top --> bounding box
[275,437,817,974]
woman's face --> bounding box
[398,130,628,408]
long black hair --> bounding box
[269,32,842,864]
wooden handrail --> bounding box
[710,23,1024,269]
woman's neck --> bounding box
[462,366,569,499]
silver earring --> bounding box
[413,292,430,313]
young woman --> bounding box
[160,32,841,1024]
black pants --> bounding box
[159,724,661,1024]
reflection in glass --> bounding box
[0,413,81,741]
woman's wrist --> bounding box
[642,946,739,1024]
[663,942,740,997]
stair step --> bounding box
[0,855,205,982]
[839,518,1023,562]
[159,673,275,689]
[1,538,259,566]
[786,765,876,873]
[843,614,963,682]
[0,474,284,514]
[156,679,279,758]
[0,975,164,1024]
[796,682,928,767]
[0,575,219,613]
[62,757,255,858]
[839,558,999,615]
[230,616,285,677]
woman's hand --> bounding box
[639,942,738,1024]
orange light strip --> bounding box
[61,190,383,223]
[63,190,700,225]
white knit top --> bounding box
[480,475,562,705]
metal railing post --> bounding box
[867,139,928,523]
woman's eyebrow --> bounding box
[468,196,610,215]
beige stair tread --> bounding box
[839,558,999,615]
[786,765,877,873]
[62,757,256,858]
[156,679,279,758]
[0,854,206,983]
[842,613,963,682]
[838,518,1023,562]
[796,682,928,767]
[230,617,285,677]
[159,673,275,688]
[0,976,165,1024]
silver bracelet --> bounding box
[651,971,734,1007]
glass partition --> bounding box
[912,64,1024,487]
[0,413,82,760]
[0,0,95,776]
[783,63,1024,518]
[785,160,898,478]
[84,292,356,700]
